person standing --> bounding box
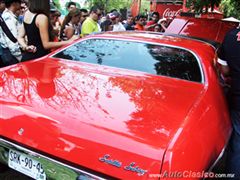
[17,0,28,24]
[60,8,81,40]
[153,24,161,32]
[67,1,76,12]
[100,19,112,32]
[18,0,77,61]
[109,11,125,32]
[81,6,102,37]
[144,12,160,31]
[0,0,5,13]
[0,0,22,66]
[124,15,134,31]
[79,8,88,23]
[218,25,240,179]
[157,18,167,32]
[134,15,145,31]
[78,8,88,34]
[49,5,61,42]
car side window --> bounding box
[53,39,202,82]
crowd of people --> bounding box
[0,0,169,67]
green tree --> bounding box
[52,0,81,15]
[185,0,240,19]
[52,0,61,10]
[220,0,240,19]
[186,0,221,13]
[86,0,131,12]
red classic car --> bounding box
[165,16,238,43]
[0,32,231,179]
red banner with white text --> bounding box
[154,4,182,19]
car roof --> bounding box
[85,31,216,51]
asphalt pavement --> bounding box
[0,164,32,180]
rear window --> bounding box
[53,39,202,82]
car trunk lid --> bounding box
[0,60,205,178]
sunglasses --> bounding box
[95,12,102,17]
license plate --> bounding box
[8,149,46,180]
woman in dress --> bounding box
[18,0,77,61]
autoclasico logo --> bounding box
[149,171,235,178]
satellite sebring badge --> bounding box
[99,154,147,176]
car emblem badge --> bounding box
[18,128,24,136]
[99,154,147,176]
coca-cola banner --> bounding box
[155,4,182,18]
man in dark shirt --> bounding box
[124,15,134,31]
[218,25,240,178]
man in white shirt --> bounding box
[0,0,22,66]
[109,11,126,32]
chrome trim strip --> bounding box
[208,146,226,173]
[163,33,219,50]
[207,130,232,173]
[50,36,205,84]
[0,138,105,180]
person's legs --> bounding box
[0,56,3,68]
[1,48,18,67]
[0,57,4,67]
[0,46,4,68]
[226,110,240,179]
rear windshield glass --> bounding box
[53,39,202,82]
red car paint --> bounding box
[0,32,231,179]
[165,16,238,43]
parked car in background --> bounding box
[0,32,231,179]
[165,16,238,44]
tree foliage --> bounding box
[86,0,131,12]
[185,0,240,19]
[52,0,81,15]
[52,0,61,10]
[186,0,221,13]
[220,0,240,19]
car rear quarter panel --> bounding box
[160,45,231,179]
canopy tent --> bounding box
[222,17,240,23]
